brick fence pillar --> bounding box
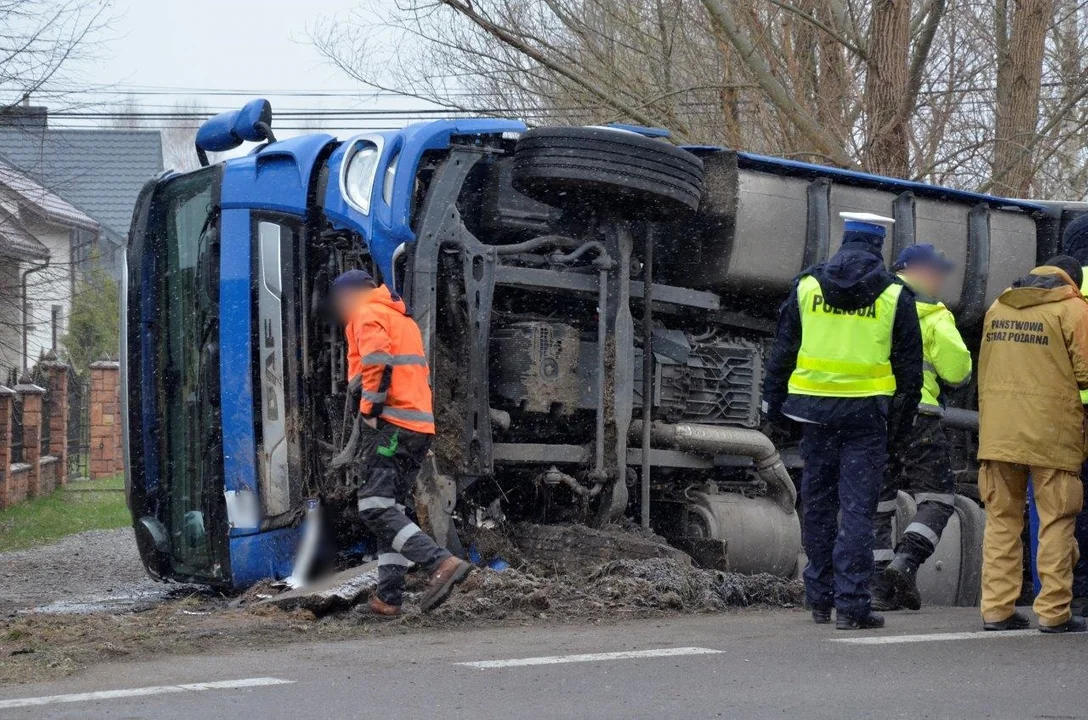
[0,385,15,507]
[38,350,70,485]
[15,372,46,496]
[89,359,121,480]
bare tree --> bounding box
[161,99,206,173]
[0,0,111,103]
[991,0,1055,195]
[313,0,1088,198]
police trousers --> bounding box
[874,414,956,566]
[800,420,887,619]
[980,461,1083,627]
[355,420,451,606]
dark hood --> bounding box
[1063,214,1088,265]
[809,241,894,310]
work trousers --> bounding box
[355,420,450,606]
[800,420,887,619]
[980,461,1083,627]
[874,414,956,566]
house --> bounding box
[0,104,164,279]
[0,161,99,375]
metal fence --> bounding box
[10,392,23,464]
[67,371,89,479]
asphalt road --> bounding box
[2,607,1085,719]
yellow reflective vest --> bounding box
[900,275,972,414]
[788,275,902,397]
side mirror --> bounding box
[194,99,276,166]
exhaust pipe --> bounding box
[630,421,797,513]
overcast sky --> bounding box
[60,0,432,137]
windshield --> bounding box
[144,168,225,581]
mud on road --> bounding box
[0,527,803,686]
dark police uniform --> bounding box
[764,219,923,627]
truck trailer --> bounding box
[123,99,1074,599]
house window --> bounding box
[51,304,61,349]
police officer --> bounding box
[872,245,972,611]
[764,213,923,630]
[1058,214,1088,616]
[331,269,473,616]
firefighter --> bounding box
[764,213,923,630]
[977,256,1088,633]
[1060,214,1088,617]
[872,245,972,611]
[331,269,473,616]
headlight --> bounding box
[340,137,383,215]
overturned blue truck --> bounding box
[122,99,1077,602]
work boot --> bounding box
[366,596,402,618]
[836,612,885,630]
[870,572,900,612]
[811,607,832,624]
[1039,616,1088,634]
[420,556,473,613]
[886,554,922,611]
[983,611,1030,631]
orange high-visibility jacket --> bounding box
[346,285,435,435]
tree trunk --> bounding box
[863,0,911,176]
[992,0,1054,197]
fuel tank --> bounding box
[660,150,1070,327]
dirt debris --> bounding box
[406,558,802,627]
[0,523,802,687]
[510,522,691,571]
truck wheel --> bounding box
[954,495,986,608]
[512,127,705,217]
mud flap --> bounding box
[415,453,466,558]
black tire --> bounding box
[955,495,986,608]
[512,126,705,217]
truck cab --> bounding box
[124,99,1067,596]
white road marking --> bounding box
[458,646,722,669]
[0,677,294,710]
[830,629,1038,645]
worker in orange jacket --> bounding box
[331,269,472,616]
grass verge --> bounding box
[0,476,128,553]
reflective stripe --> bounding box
[918,403,945,416]
[876,500,898,513]
[873,549,895,561]
[922,361,936,374]
[796,355,893,378]
[378,552,412,567]
[381,407,435,424]
[361,352,428,367]
[915,492,955,507]
[358,496,396,512]
[788,374,896,394]
[904,521,940,546]
[945,375,971,390]
[391,522,423,552]
[361,389,388,403]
